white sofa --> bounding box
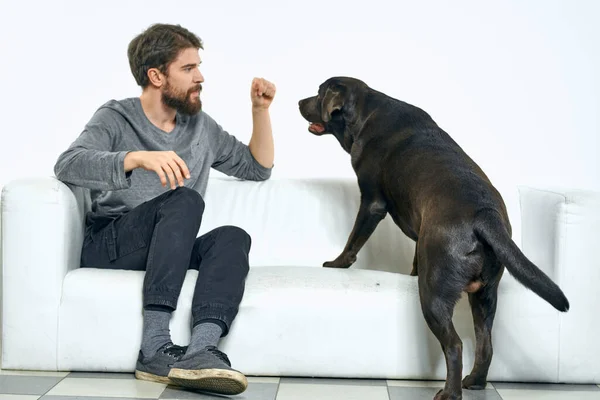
[1,176,599,384]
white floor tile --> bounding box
[0,396,40,400]
[386,379,444,388]
[496,389,600,400]
[276,383,389,400]
[44,378,166,399]
[0,370,68,378]
[387,379,495,389]
[247,376,281,384]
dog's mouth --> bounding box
[308,122,326,134]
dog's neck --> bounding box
[327,117,353,153]
[331,89,384,154]
[333,129,354,153]
[346,91,376,133]
[340,103,378,153]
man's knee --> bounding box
[167,187,205,216]
[219,225,252,250]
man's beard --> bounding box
[161,80,202,116]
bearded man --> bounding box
[53,23,275,396]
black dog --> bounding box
[298,77,569,400]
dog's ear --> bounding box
[321,87,343,123]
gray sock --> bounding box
[187,322,223,354]
[141,310,172,358]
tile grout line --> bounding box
[37,372,69,399]
[157,378,169,400]
[274,379,281,400]
[496,386,505,400]
[494,387,503,400]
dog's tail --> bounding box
[474,209,569,312]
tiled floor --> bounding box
[0,369,599,399]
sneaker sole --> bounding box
[135,370,172,385]
[168,368,248,395]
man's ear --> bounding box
[147,67,165,88]
[321,87,343,123]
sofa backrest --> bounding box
[199,177,415,274]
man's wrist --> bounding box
[124,151,141,172]
[252,106,270,114]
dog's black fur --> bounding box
[298,77,569,400]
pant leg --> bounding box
[188,225,251,336]
[81,186,205,310]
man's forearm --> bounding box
[248,108,274,168]
[54,147,132,191]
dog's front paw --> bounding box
[433,388,461,400]
[323,260,347,268]
[323,254,356,269]
[462,374,487,390]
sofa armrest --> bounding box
[1,176,86,370]
[519,185,600,383]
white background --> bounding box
[1,0,598,240]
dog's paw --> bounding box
[462,374,487,390]
[323,254,356,269]
[323,260,350,268]
[433,388,461,400]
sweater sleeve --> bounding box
[207,114,273,181]
[53,107,132,190]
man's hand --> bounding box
[124,151,190,189]
[251,77,276,110]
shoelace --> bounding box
[205,345,231,366]
[161,343,187,358]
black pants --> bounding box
[80,187,251,336]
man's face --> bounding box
[161,47,204,116]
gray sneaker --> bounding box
[135,343,187,385]
[167,345,248,395]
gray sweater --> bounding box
[54,97,272,223]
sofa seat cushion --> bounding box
[57,265,560,380]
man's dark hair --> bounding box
[127,23,203,88]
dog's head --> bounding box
[298,77,368,150]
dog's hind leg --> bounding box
[462,280,499,390]
[418,277,464,400]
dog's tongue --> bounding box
[309,123,325,133]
